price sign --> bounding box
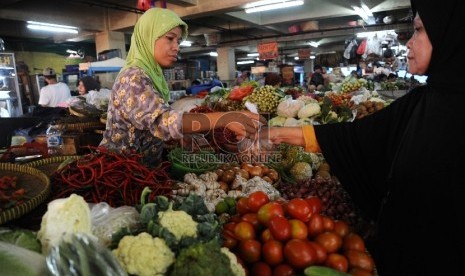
[258,42,278,60]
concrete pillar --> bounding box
[95,31,127,59]
[216,47,236,86]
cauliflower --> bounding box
[284,117,299,126]
[158,206,198,241]
[269,116,287,127]
[112,232,175,276]
[276,98,305,118]
[298,102,321,119]
[221,247,246,276]
[296,94,318,104]
[290,161,313,181]
[37,194,93,254]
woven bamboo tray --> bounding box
[0,163,51,225]
[24,155,81,177]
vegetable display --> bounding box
[51,148,174,207]
[221,192,376,275]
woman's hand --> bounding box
[221,111,267,140]
[259,126,306,146]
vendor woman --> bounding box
[99,8,264,166]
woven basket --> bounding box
[24,155,81,177]
[0,163,51,225]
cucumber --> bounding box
[304,266,351,276]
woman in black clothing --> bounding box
[262,1,465,275]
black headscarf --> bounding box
[411,0,465,89]
[79,76,100,93]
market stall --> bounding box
[0,75,405,275]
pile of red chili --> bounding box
[0,175,27,211]
[51,148,174,207]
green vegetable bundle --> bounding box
[167,147,219,178]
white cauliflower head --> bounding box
[268,116,287,127]
[298,103,321,119]
[284,117,299,126]
[37,194,93,254]
[158,208,198,241]
[221,247,246,276]
[276,98,305,118]
[112,232,175,276]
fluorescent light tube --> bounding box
[209,52,218,57]
[27,21,78,34]
[245,0,304,13]
[237,60,255,64]
[247,53,259,57]
[180,41,192,47]
[308,41,319,47]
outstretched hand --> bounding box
[220,111,267,140]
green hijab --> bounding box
[123,8,188,102]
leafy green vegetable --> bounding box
[0,227,42,253]
[0,241,47,276]
[112,187,223,254]
[169,241,235,276]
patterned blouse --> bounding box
[99,67,183,164]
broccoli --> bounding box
[169,241,237,276]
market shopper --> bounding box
[38,67,72,107]
[99,8,264,166]
[307,64,325,92]
[264,72,282,87]
[77,76,100,96]
[260,1,465,275]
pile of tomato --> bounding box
[222,191,376,276]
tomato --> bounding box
[333,220,351,238]
[262,240,284,266]
[261,228,274,242]
[234,221,256,240]
[272,263,295,276]
[344,250,375,272]
[307,213,325,237]
[343,232,366,252]
[286,198,312,222]
[307,241,327,264]
[349,267,374,276]
[322,215,335,231]
[268,216,292,241]
[257,202,285,226]
[289,219,308,239]
[284,239,317,269]
[251,262,272,276]
[241,213,261,232]
[222,235,238,249]
[236,197,251,215]
[247,191,270,212]
[325,253,349,272]
[304,196,322,215]
[238,239,262,263]
[224,222,237,233]
[314,231,343,253]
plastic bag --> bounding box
[86,88,111,110]
[91,202,140,247]
[276,95,305,118]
